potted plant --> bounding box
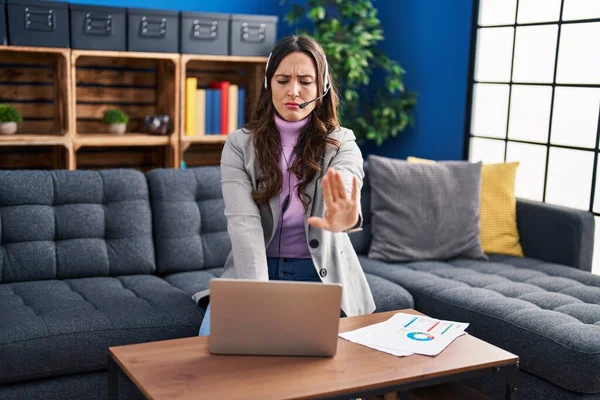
[282,0,417,145]
[0,104,23,135]
[103,108,129,134]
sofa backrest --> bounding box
[0,170,155,283]
[349,161,373,255]
[146,167,231,274]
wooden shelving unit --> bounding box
[71,50,180,171]
[0,46,72,169]
[179,53,267,167]
[0,46,266,171]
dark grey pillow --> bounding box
[367,155,487,262]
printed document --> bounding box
[339,312,469,357]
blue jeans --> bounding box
[198,257,319,336]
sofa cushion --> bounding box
[162,267,224,301]
[364,273,414,312]
[146,167,231,274]
[360,255,600,394]
[0,170,155,283]
[407,157,524,258]
[349,161,372,256]
[0,276,201,385]
[164,268,415,314]
[366,155,486,262]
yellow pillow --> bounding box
[407,156,524,257]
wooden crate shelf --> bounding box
[0,145,69,169]
[0,134,69,146]
[183,54,270,64]
[182,142,225,168]
[72,50,179,61]
[0,46,267,171]
[70,50,180,170]
[181,134,227,145]
[72,50,179,136]
[0,46,70,138]
[74,133,171,148]
[76,146,169,173]
[179,54,266,165]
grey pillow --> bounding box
[367,155,487,262]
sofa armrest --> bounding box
[516,198,595,271]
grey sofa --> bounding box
[351,163,600,400]
[0,164,598,400]
[0,167,413,400]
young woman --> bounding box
[195,34,375,335]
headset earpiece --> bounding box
[323,63,330,95]
[264,52,273,90]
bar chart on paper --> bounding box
[339,313,469,357]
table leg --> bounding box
[108,355,118,400]
[503,363,519,400]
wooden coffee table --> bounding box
[108,309,519,399]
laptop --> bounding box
[208,278,343,357]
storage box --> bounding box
[229,14,277,57]
[0,0,7,45]
[180,11,229,55]
[70,4,126,51]
[127,7,179,53]
[7,0,69,48]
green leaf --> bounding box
[282,0,417,145]
[316,6,326,20]
[308,6,327,21]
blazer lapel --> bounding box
[266,142,338,240]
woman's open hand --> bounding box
[307,168,359,233]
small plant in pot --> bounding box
[0,104,23,135]
[103,108,129,134]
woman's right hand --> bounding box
[307,168,359,233]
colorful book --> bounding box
[228,84,238,132]
[205,89,213,135]
[185,77,198,136]
[238,87,246,129]
[208,81,230,135]
[213,90,222,134]
[195,89,206,137]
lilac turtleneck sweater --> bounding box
[266,114,311,259]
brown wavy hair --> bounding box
[246,34,341,211]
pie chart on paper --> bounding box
[406,331,435,341]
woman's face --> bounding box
[271,51,319,122]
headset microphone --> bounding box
[298,87,330,109]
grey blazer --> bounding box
[192,127,376,317]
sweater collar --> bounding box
[274,113,310,147]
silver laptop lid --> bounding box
[208,279,342,357]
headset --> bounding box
[264,52,331,109]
